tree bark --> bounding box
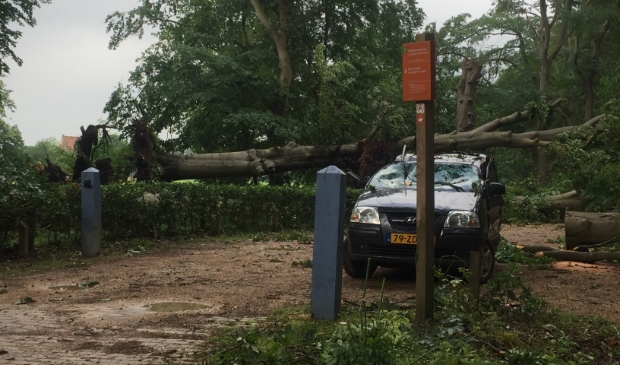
[457,59,482,132]
[535,250,620,263]
[159,142,360,180]
[564,211,620,250]
[158,114,605,181]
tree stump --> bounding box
[565,211,620,250]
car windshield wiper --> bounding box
[434,180,465,192]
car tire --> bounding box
[479,241,496,284]
[343,237,377,279]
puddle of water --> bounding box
[147,302,207,312]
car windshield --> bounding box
[367,162,480,192]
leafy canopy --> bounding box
[105,0,424,153]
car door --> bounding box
[485,159,503,246]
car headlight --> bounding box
[444,211,480,228]
[350,207,380,225]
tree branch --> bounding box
[471,107,535,133]
[547,0,575,65]
[250,0,280,41]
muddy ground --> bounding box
[1,224,619,364]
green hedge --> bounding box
[3,183,363,245]
[101,183,363,239]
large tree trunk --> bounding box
[159,142,359,180]
[457,59,482,132]
[535,250,620,263]
[513,190,583,211]
[582,20,610,121]
[535,0,574,187]
[251,0,294,186]
[158,114,605,181]
[565,211,620,250]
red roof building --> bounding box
[59,135,79,151]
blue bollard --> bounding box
[81,168,102,257]
[311,166,346,320]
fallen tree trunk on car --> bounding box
[158,114,606,181]
[564,211,620,250]
[535,250,620,263]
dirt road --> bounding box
[1,224,619,364]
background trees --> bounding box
[104,0,424,156]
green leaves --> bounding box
[104,0,425,155]
[0,0,50,74]
[0,118,48,247]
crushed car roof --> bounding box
[395,153,487,167]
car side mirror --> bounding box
[488,182,505,196]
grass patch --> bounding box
[200,266,620,364]
[292,259,313,268]
[251,230,313,243]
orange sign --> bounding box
[402,41,435,102]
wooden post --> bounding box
[469,250,481,303]
[410,33,437,322]
[18,221,28,258]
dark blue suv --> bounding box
[344,153,505,283]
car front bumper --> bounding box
[348,220,485,268]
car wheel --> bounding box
[479,241,496,284]
[343,237,377,279]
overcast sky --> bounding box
[4,0,491,145]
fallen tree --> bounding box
[535,250,620,263]
[516,244,559,253]
[513,190,583,211]
[565,211,620,250]
[158,111,606,181]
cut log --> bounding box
[564,211,620,250]
[517,244,559,253]
[513,190,583,211]
[547,191,583,210]
[535,250,620,263]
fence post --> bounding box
[311,166,346,320]
[18,221,28,258]
[469,250,481,303]
[81,168,102,257]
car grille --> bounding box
[368,245,416,258]
[386,212,447,232]
[366,245,467,260]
